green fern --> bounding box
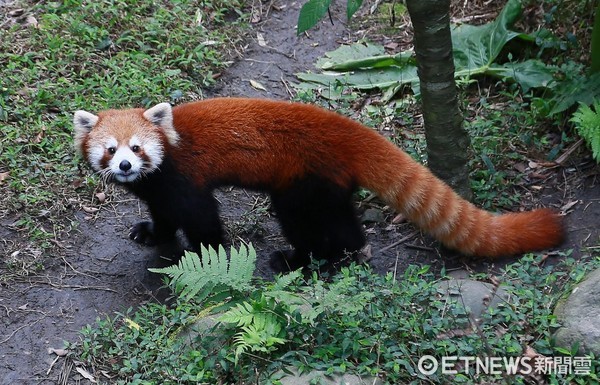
[269,270,303,291]
[233,322,286,364]
[263,270,306,308]
[149,243,257,301]
[219,295,288,364]
[571,99,600,163]
[298,272,376,325]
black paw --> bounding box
[129,221,157,246]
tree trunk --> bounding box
[406,0,472,200]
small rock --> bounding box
[554,267,600,356]
[361,208,385,223]
[436,279,510,321]
[446,268,469,280]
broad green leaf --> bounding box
[484,59,556,93]
[320,51,414,71]
[297,65,419,93]
[316,41,385,69]
[294,81,348,100]
[451,0,522,72]
[548,72,600,115]
[295,0,568,103]
[347,0,363,20]
[297,0,332,35]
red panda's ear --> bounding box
[143,103,179,146]
[73,110,99,153]
[74,110,99,132]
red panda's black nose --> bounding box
[119,160,132,172]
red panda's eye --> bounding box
[131,145,140,153]
[108,147,116,155]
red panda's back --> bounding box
[170,98,382,190]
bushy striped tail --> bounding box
[358,143,564,257]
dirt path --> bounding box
[0,1,599,384]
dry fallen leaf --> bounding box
[249,79,267,91]
[359,244,373,263]
[100,370,113,379]
[47,347,68,357]
[34,126,46,143]
[256,32,267,47]
[251,9,261,23]
[22,15,38,28]
[0,171,9,184]
[75,367,96,382]
[524,345,540,358]
[95,192,106,203]
[561,200,579,212]
[82,206,99,214]
[513,162,528,173]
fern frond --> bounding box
[231,315,286,364]
[219,295,288,365]
[149,243,257,301]
[571,100,600,163]
[219,302,257,326]
[270,270,303,291]
[227,243,257,289]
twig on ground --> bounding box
[0,315,46,345]
[379,230,419,253]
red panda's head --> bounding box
[73,103,180,183]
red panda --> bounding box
[73,98,564,269]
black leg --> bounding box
[270,177,365,271]
[129,201,179,247]
[129,220,177,246]
[180,191,225,252]
[126,156,225,254]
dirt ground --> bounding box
[0,1,599,384]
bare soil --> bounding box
[0,1,599,384]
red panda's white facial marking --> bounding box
[85,133,164,183]
[105,136,146,183]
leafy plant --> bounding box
[296,0,553,101]
[219,295,289,364]
[296,0,599,117]
[571,100,600,162]
[73,251,600,384]
[297,0,363,35]
[150,244,257,302]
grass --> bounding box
[0,0,247,262]
[462,85,574,210]
[70,251,600,384]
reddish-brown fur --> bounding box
[85,98,565,257]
